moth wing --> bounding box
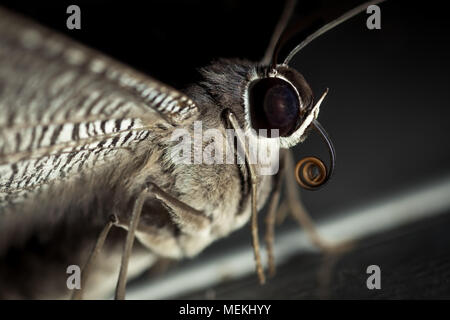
[0,8,198,208]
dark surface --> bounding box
[179,212,450,299]
[1,0,450,299]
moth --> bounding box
[0,0,384,299]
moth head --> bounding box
[243,63,334,190]
[246,0,385,188]
[245,64,326,149]
[240,0,356,190]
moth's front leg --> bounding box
[114,181,211,299]
[116,182,211,240]
[146,182,211,235]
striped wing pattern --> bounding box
[0,8,198,207]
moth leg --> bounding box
[264,163,283,277]
[71,215,117,300]
[227,110,265,284]
[115,186,149,300]
[147,182,210,235]
[275,199,289,226]
[284,149,353,252]
[114,182,210,300]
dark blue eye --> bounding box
[249,78,300,137]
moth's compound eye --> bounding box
[249,78,301,137]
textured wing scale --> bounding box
[0,8,198,207]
